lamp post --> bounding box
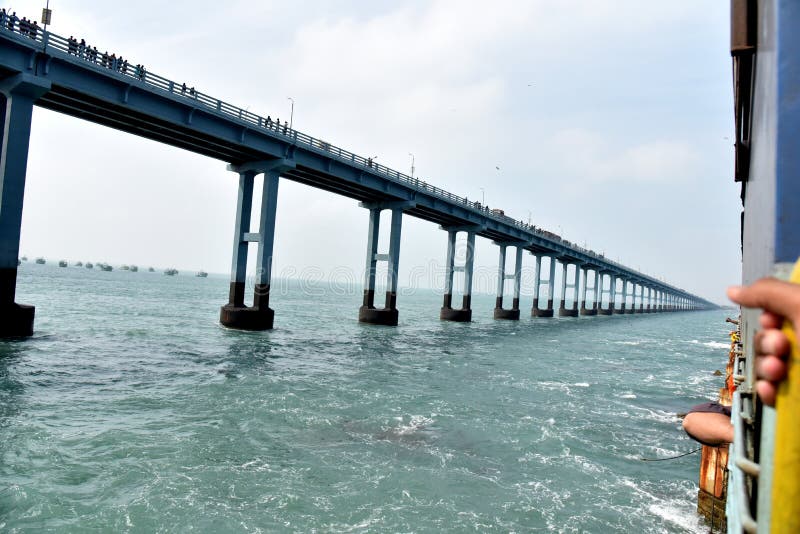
[287,97,294,129]
[408,153,415,178]
[480,187,485,206]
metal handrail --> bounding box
[0,14,709,303]
[731,390,759,533]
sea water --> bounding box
[1,263,731,532]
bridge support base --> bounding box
[613,304,626,315]
[599,305,614,316]
[440,307,472,322]
[220,304,274,331]
[0,302,35,337]
[580,306,597,316]
[532,298,554,317]
[559,305,579,317]
[359,306,399,326]
[625,308,635,315]
[441,293,472,322]
[494,306,520,320]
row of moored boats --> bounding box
[18,256,208,277]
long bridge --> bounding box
[0,19,715,337]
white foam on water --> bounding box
[573,382,590,387]
[619,393,637,399]
[688,340,729,350]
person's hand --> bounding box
[727,278,800,407]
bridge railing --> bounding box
[0,15,699,297]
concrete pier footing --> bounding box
[0,303,35,337]
[559,305,579,317]
[579,306,597,316]
[220,304,274,330]
[359,305,399,326]
[532,298,554,317]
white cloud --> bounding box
[552,128,701,184]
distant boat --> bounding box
[120,265,130,271]
[196,270,208,278]
[35,257,45,264]
[21,256,27,261]
[148,267,155,272]
[75,261,83,267]
[130,265,138,272]
[58,260,68,267]
[97,263,112,272]
[164,268,178,276]
[85,262,93,269]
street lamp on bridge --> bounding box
[287,97,294,129]
[409,153,415,178]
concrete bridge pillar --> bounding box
[533,255,556,317]
[585,270,601,315]
[0,74,51,338]
[628,282,638,314]
[602,275,616,315]
[440,227,478,322]
[220,160,294,330]
[494,243,524,320]
[644,287,651,313]
[615,278,627,314]
[639,286,645,313]
[580,267,596,315]
[559,263,579,317]
[358,200,415,326]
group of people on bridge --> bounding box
[64,35,147,81]
[1,9,40,39]
[0,8,148,81]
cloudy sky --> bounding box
[15,1,737,303]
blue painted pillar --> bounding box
[441,229,456,310]
[220,160,294,330]
[531,254,542,314]
[630,282,638,314]
[615,278,627,314]
[533,255,555,318]
[609,275,617,313]
[385,208,403,310]
[579,267,588,313]
[494,243,521,320]
[462,231,476,313]
[0,74,50,338]
[359,200,413,326]
[441,228,477,322]
[253,169,281,313]
[559,263,579,317]
[226,171,255,307]
[362,208,382,309]
[581,268,598,316]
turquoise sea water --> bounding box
[1,263,730,532]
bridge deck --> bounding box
[0,21,711,304]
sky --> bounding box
[13,1,738,304]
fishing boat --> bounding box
[723,2,800,532]
[196,270,208,278]
[58,260,67,267]
[164,268,178,276]
[148,267,155,272]
[120,265,130,271]
[130,265,138,272]
[35,257,45,264]
[75,261,83,267]
[20,255,27,261]
[85,262,93,269]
